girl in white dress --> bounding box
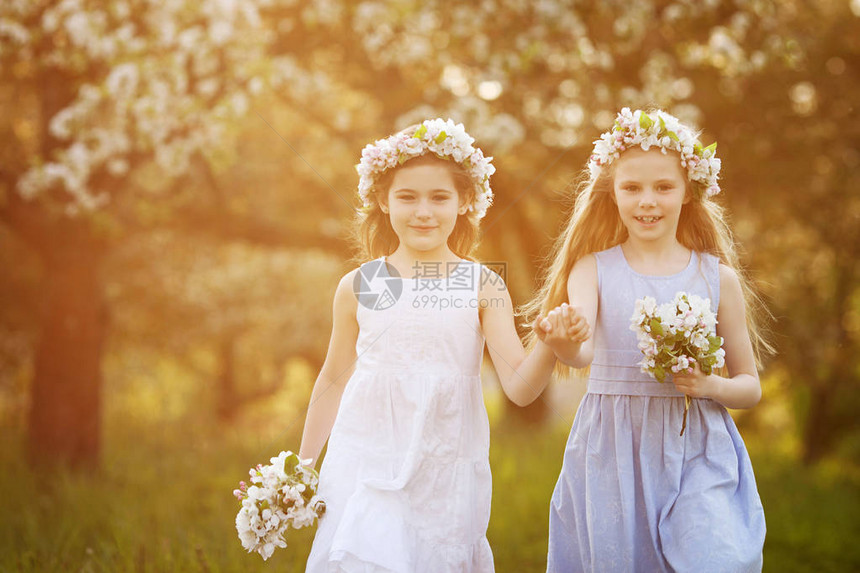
[299,118,587,572]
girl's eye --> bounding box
[623,186,639,193]
[433,194,452,202]
[657,184,674,192]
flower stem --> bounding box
[680,395,691,436]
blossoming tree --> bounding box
[2,0,852,467]
[0,0,319,466]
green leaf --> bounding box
[704,142,717,154]
[694,142,703,155]
[413,125,427,139]
[654,365,666,382]
[667,130,679,142]
[708,336,723,353]
[285,452,301,471]
[639,112,654,130]
[435,131,448,144]
[650,318,664,336]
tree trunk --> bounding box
[27,230,106,468]
[801,382,834,465]
[216,335,238,423]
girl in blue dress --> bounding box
[527,108,773,572]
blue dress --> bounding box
[547,246,765,573]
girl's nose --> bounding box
[415,200,432,218]
[639,191,657,208]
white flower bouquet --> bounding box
[630,292,726,435]
[233,451,326,560]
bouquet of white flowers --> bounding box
[233,451,326,560]
[630,292,726,436]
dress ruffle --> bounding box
[329,483,493,572]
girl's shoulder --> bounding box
[576,246,617,277]
[717,262,742,289]
[571,252,599,274]
[334,267,360,301]
[475,261,509,299]
[338,263,367,286]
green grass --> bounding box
[1,417,857,572]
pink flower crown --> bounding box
[356,118,495,219]
[588,108,722,197]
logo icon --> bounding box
[353,260,402,310]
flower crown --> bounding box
[356,118,495,219]
[588,108,722,197]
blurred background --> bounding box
[1,0,858,571]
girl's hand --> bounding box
[535,303,591,347]
[671,362,717,399]
[300,456,315,468]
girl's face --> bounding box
[383,162,468,258]
[612,147,689,244]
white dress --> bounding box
[306,259,495,572]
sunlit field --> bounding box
[2,376,857,573]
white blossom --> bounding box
[630,292,724,383]
[589,108,722,196]
[233,451,325,560]
[356,118,495,219]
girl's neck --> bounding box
[620,239,691,275]
[385,246,462,277]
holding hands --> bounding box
[534,302,591,350]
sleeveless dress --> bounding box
[306,258,495,572]
[547,246,766,573]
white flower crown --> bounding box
[588,108,722,197]
[356,118,496,219]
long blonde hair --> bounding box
[522,158,774,368]
[352,153,481,263]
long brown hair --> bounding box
[522,156,774,368]
[352,151,482,262]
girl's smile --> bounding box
[384,163,467,259]
[613,147,689,243]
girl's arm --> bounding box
[672,264,762,409]
[298,271,360,467]
[480,270,558,407]
[549,254,599,368]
